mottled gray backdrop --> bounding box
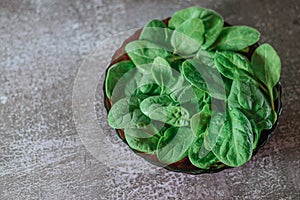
[0,0,299,199]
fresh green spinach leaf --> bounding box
[105,60,135,99]
[170,84,198,104]
[140,95,175,115]
[108,97,150,129]
[169,6,224,49]
[140,95,190,127]
[207,109,253,167]
[251,43,281,109]
[124,124,161,154]
[140,19,173,50]
[169,73,200,104]
[188,132,219,169]
[110,66,153,101]
[134,83,161,96]
[211,26,260,51]
[195,49,215,67]
[151,57,174,94]
[182,59,227,100]
[228,79,276,149]
[125,40,171,67]
[112,68,159,101]
[214,51,253,80]
[148,105,189,127]
[171,18,205,55]
[190,104,211,136]
[157,127,195,164]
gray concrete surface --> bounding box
[1,0,300,199]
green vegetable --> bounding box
[140,95,190,127]
[105,6,281,170]
[169,6,224,49]
[151,57,174,94]
[251,43,281,109]
[211,26,260,51]
[134,83,161,96]
[170,83,198,104]
[214,51,253,80]
[124,124,161,154]
[139,95,175,115]
[188,132,219,169]
[171,18,205,55]
[182,60,227,100]
[157,127,195,164]
[228,79,275,149]
[105,60,135,99]
[206,109,253,167]
[190,104,211,137]
[111,68,147,101]
[125,40,171,67]
[108,97,150,129]
[169,73,200,104]
[195,49,215,67]
[139,19,172,50]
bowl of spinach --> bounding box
[103,6,282,174]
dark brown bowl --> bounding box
[103,18,283,174]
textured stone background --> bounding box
[1,0,299,199]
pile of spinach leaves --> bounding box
[105,6,281,168]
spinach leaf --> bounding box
[170,84,198,104]
[228,79,275,149]
[171,85,206,117]
[110,68,140,101]
[125,40,171,67]
[140,95,175,115]
[168,58,185,72]
[169,6,224,49]
[211,26,260,51]
[130,109,151,127]
[221,75,233,96]
[149,105,189,127]
[134,83,161,96]
[207,109,253,167]
[169,73,200,104]
[140,95,190,127]
[151,57,174,94]
[193,90,211,116]
[139,19,173,50]
[214,51,253,80]
[251,43,281,109]
[111,68,156,101]
[203,129,212,151]
[105,60,135,99]
[124,124,161,154]
[108,97,150,129]
[190,104,211,137]
[171,18,205,55]
[188,132,219,169]
[195,49,215,67]
[182,59,227,100]
[194,86,211,103]
[200,12,224,49]
[108,97,133,128]
[157,127,195,164]
[128,94,148,111]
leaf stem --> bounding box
[258,82,269,95]
[167,54,194,63]
[269,88,275,110]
